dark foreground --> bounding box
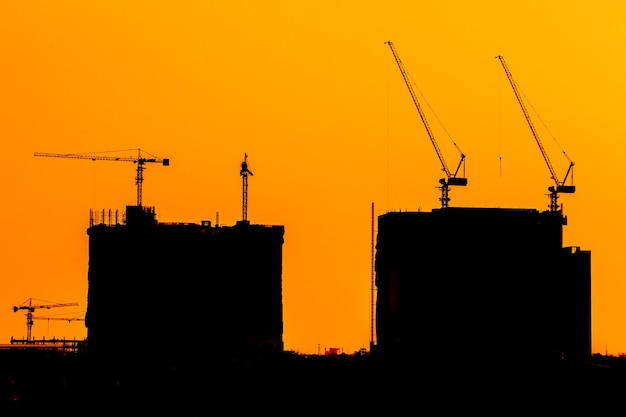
[2,349,626,415]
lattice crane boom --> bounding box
[496,55,575,212]
[34,148,169,207]
[386,41,467,208]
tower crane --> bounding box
[496,55,575,212]
[13,298,79,342]
[34,148,170,207]
[386,41,468,208]
[240,153,253,222]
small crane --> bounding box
[31,316,85,323]
[31,314,85,335]
[496,55,575,212]
[13,298,79,342]
[34,148,170,207]
[386,41,468,208]
[240,153,253,222]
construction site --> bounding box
[372,44,590,368]
[0,45,612,412]
[8,152,285,365]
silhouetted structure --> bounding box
[85,205,285,369]
[374,207,591,367]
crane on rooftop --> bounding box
[240,153,253,222]
[386,40,468,208]
[34,148,169,207]
[13,298,79,342]
[496,55,575,213]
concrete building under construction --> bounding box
[374,207,591,366]
[84,205,285,367]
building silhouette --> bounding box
[84,205,285,368]
[374,207,591,366]
[0,204,609,411]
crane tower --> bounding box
[34,148,170,207]
[386,41,468,208]
[13,298,79,342]
[240,153,253,222]
[496,55,575,213]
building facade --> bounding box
[85,205,285,368]
[375,207,591,365]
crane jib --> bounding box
[496,55,575,212]
[386,40,468,208]
[34,149,169,207]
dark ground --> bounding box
[1,349,625,415]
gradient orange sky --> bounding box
[0,2,624,355]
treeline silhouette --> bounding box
[1,348,626,414]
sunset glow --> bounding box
[1,2,624,355]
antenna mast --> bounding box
[370,202,376,351]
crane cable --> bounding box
[518,86,574,165]
[405,68,465,158]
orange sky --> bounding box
[0,1,625,355]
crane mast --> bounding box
[496,55,575,212]
[240,153,253,222]
[34,148,169,207]
[386,41,467,208]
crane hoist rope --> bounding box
[495,55,575,213]
[34,148,169,207]
[386,41,468,208]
